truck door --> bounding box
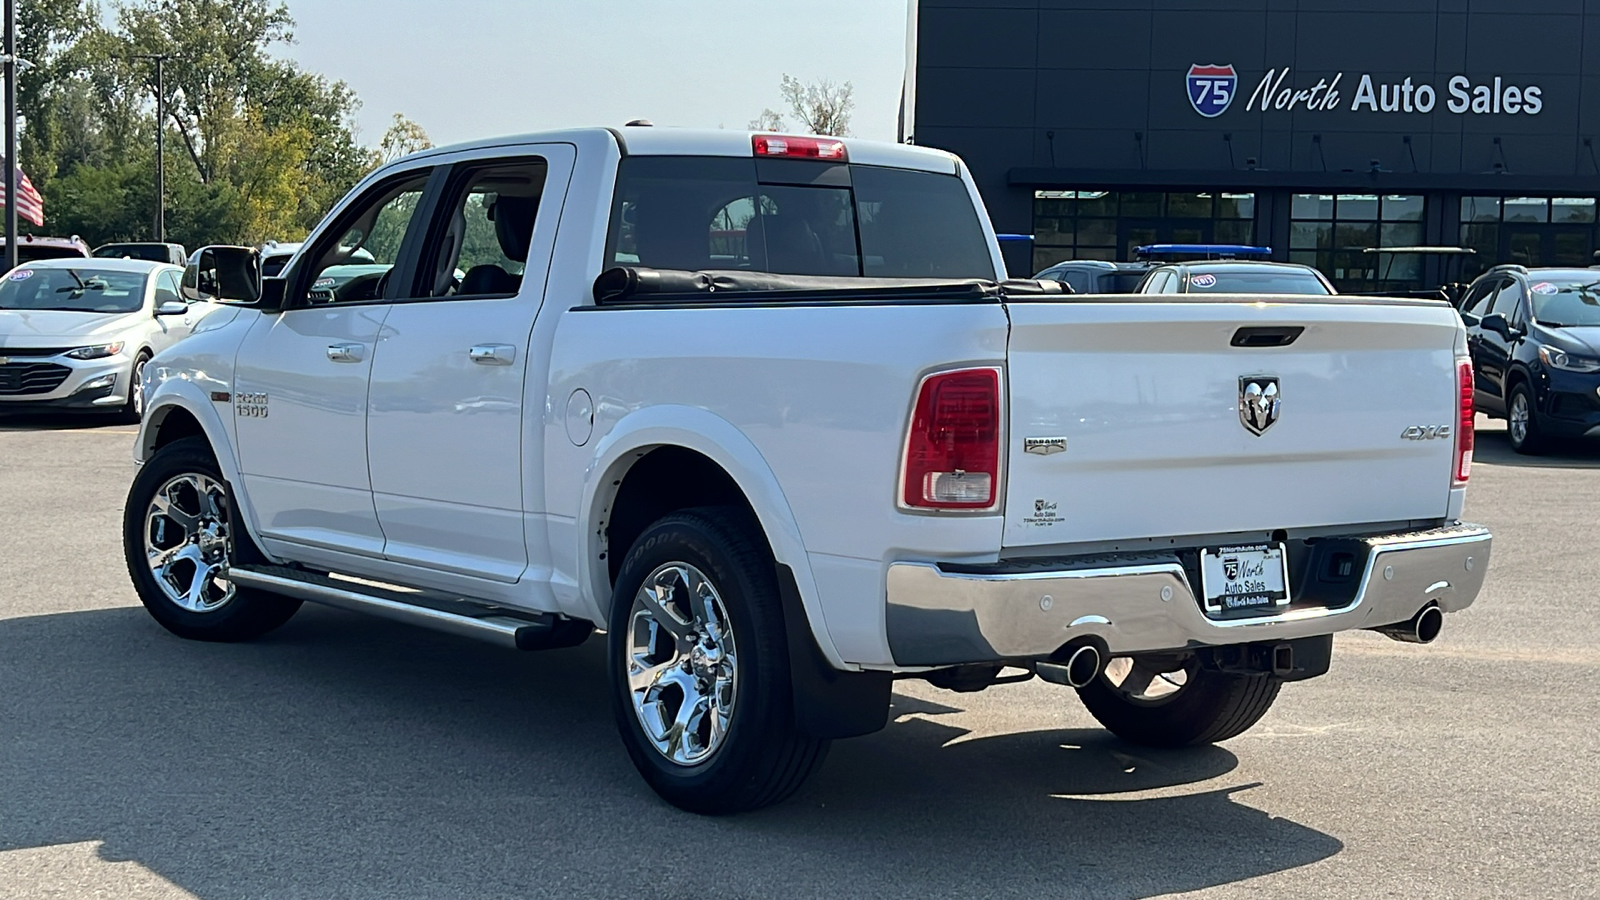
[364,146,575,584]
[233,167,437,558]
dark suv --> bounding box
[1459,265,1600,453]
[1032,260,1152,294]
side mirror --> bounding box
[183,245,261,304]
[155,301,187,316]
[1479,312,1514,338]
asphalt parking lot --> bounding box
[1,414,1597,900]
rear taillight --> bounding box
[902,368,1001,510]
[1455,358,1474,485]
[752,134,848,161]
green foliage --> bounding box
[13,0,382,248]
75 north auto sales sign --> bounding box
[1186,65,1545,117]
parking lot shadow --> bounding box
[0,606,1341,900]
[0,411,129,432]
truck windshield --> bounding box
[604,156,996,280]
[1529,279,1600,327]
[0,267,148,312]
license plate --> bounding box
[1199,543,1290,616]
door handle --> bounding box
[469,344,516,366]
[326,343,365,363]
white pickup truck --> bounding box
[125,127,1491,814]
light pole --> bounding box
[4,0,17,272]
[134,53,172,242]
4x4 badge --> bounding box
[1239,376,1281,436]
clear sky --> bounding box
[284,0,912,148]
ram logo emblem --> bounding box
[1239,376,1281,436]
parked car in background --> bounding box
[258,241,304,277]
[1033,259,1152,293]
[1459,265,1600,453]
[1134,260,1336,295]
[1,235,92,271]
[93,242,190,266]
[0,258,211,420]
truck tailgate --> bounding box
[1003,297,1462,549]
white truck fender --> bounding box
[576,404,852,671]
[137,383,277,564]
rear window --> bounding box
[93,244,169,262]
[604,156,995,280]
[1103,271,1149,293]
[16,245,88,263]
[1188,271,1331,295]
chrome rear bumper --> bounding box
[885,524,1491,667]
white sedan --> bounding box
[0,258,211,420]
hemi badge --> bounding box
[1024,437,1067,456]
[211,391,232,403]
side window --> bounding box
[1487,279,1522,317]
[421,159,549,298]
[300,170,432,305]
[1059,270,1090,293]
[1141,271,1167,293]
[154,271,183,305]
[1459,279,1497,317]
[1162,271,1183,294]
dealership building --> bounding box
[902,0,1600,290]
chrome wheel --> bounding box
[1510,392,1530,446]
[626,562,739,766]
[131,355,148,416]
[1101,656,1192,704]
[143,472,236,613]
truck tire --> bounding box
[608,506,827,814]
[1507,382,1548,455]
[1077,655,1281,747]
[123,436,302,641]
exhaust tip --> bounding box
[1063,643,1103,688]
[1414,605,1443,644]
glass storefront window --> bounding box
[1553,198,1596,224]
[1292,194,1334,219]
[1458,196,1599,276]
[1166,193,1212,218]
[1381,195,1425,222]
[1218,193,1255,219]
[1291,194,1425,291]
[1503,197,1550,223]
[1030,190,1257,274]
[1461,197,1501,222]
[1337,195,1380,221]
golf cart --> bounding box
[1361,246,1477,306]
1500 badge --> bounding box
[236,392,269,418]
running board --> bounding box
[229,565,574,650]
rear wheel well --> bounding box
[604,446,757,588]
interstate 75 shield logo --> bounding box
[1187,64,1237,117]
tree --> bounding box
[378,113,433,163]
[748,108,785,132]
[753,75,854,136]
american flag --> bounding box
[0,157,44,227]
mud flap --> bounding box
[776,563,892,739]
